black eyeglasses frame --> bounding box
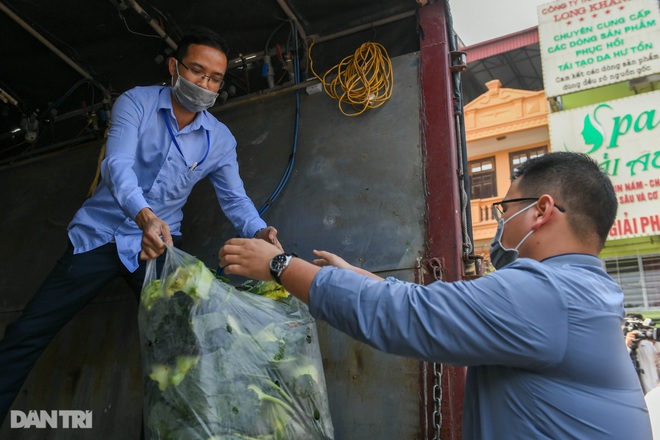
[492,197,565,221]
[178,59,225,88]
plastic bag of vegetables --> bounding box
[138,245,334,440]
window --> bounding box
[509,146,548,177]
[469,157,496,199]
[605,254,660,310]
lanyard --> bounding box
[161,109,210,172]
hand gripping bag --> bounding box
[139,246,334,439]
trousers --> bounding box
[0,239,174,424]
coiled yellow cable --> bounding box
[309,40,393,116]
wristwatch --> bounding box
[269,253,296,285]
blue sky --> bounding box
[450,0,550,46]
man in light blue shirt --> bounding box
[220,152,653,439]
[0,27,279,424]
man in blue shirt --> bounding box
[0,27,279,424]
[220,152,652,438]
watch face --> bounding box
[270,254,286,271]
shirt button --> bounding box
[156,179,162,184]
[167,157,172,161]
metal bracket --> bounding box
[449,50,467,72]
[463,252,485,280]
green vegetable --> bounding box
[138,248,334,439]
[247,281,290,301]
[141,257,215,311]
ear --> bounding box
[531,194,556,230]
[168,57,177,78]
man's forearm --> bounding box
[277,258,321,304]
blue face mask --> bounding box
[489,201,537,270]
[171,61,218,112]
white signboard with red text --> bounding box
[538,0,660,97]
[548,90,660,239]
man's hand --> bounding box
[136,208,173,260]
[312,249,352,269]
[220,238,319,303]
[626,330,639,348]
[255,226,283,252]
[219,238,281,281]
[312,249,384,280]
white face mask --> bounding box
[489,201,537,270]
[171,61,218,112]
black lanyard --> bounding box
[161,109,210,172]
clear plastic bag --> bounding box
[139,246,334,439]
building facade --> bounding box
[465,79,549,269]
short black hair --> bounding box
[512,152,617,248]
[175,27,229,61]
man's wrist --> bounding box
[135,207,155,229]
[269,253,296,285]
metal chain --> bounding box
[432,362,443,440]
[420,254,445,438]
[428,258,443,282]
[425,260,447,440]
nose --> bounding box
[195,74,211,87]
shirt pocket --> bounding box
[145,160,207,204]
[164,167,206,200]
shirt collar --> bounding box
[541,253,603,267]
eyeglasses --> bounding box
[492,197,565,222]
[178,60,224,88]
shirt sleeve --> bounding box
[207,143,266,238]
[309,263,568,368]
[101,91,150,219]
